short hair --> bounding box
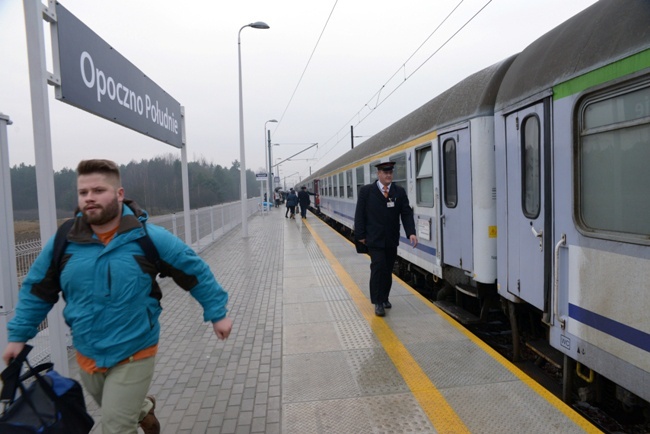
[77,159,121,185]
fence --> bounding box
[12,197,261,363]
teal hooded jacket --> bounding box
[8,201,228,368]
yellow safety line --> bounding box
[305,218,600,433]
[304,219,471,433]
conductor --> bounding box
[353,161,418,317]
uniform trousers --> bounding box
[368,246,398,304]
[79,356,156,434]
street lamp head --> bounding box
[249,21,270,29]
[267,119,278,123]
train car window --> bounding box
[416,146,434,207]
[371,160,380,180]
[443,139,458,208]
[338,173,345,197]
[356,166,364,196]
[389,153,407,190]
[332,175,337,197]
[578,83,650,239]
[346,170,353,198]
[522,115,541,218]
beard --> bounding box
[83,196,121,226]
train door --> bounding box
[313,179,320,207]
[439,128,473,272]
[503,102,550,310]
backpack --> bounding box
[0,345,94,433]
[51,219,167,287]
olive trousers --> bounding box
[79,356,155,434]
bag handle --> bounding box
[0,344,33,403]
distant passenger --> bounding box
[274,190,281,208]
[286,188,298,219]
[2,159,233,434]
[297,186,317,219]
[353,161,417,317]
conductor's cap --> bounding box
[375,161,395,171]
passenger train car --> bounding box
[302,0,650,419]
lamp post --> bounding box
[265,119,278,205]
[238,21,269,238]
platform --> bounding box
[75,207,599,433]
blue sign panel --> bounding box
[56,3,183,148]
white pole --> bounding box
[24,0,69,375]
[237,25,249,237]
[0,114,17,351]
[238,22,270,237]
[180,106,192,245]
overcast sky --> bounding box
[1,0,598,186]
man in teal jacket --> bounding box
[2,159,232,434]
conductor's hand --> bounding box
[409,234,418,248]
[213,317,233,340]
[3,342,25,365]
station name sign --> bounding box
[55,3,183,148]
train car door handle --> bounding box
[531,226,543,238]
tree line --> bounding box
[11,154,261,219]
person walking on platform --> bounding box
[286,188,298,219]
[297,185,317,219]
[353,161,417,317]
[2,159,233,434]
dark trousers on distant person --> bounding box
[368,246,397,304]
[300,203,308,218]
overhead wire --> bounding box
[313,0,494,166]
[274,0,339,132]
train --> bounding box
[301,0,650,423]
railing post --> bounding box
[211,206,215,241]
[194,209,200,249]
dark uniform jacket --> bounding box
[297,190,314,207]
[354,182,416,249]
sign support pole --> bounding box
[24,0,69,374]
[180,107,192,245]
[0,114,17,353]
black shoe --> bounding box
[383,301,392,309]
[374,304,385,317]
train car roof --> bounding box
[308,55,517,181]
[495,0,650,111]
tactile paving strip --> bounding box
[328,299,363,322]
[283,393,436,434]
[335,319,380,350]
[284,398,374,434]
[363,393,437,433]
[321,285,351,301]
[344,347,410,395]
[283,351,361,402]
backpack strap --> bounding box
[51,219,75,286]
[136,222,167,278]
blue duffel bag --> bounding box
[0,345,94,434]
